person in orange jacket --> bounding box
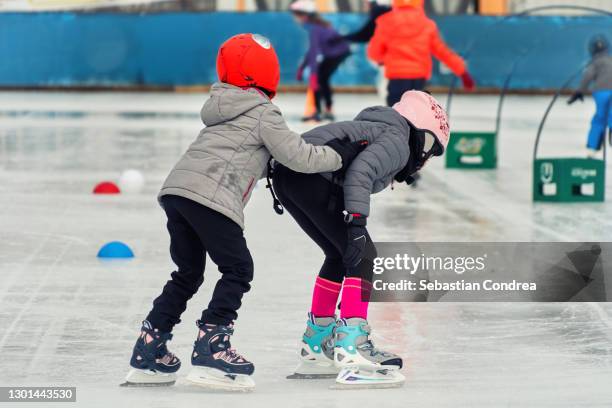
[367,0,475,106]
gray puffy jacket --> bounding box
[159,82,342,229]
[579,53,612,93]
[301,106,412,217]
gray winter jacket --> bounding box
[300,106,412,217]
[159,82,342,229]
[579,52,612,93]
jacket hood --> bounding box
[201,82,270,126]
[388,7,429,35]
[354,106,412,136]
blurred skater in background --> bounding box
[568,34,612,158]
[291,0,351,122]
[367,0,475,106]
[342,0,392,101]
[342,0,391,44]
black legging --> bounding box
[147,195,254,331]
[315,53,349,114]
[386,78,427,106]
[272,165,376,284]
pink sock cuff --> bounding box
[340,277,370,319]
[317,277,342,288]
[315,277,342,293]
[343,278,372,292]
[311,277,342,317]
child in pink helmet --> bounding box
[270,90,448,388]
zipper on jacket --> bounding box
[242,177,255,202]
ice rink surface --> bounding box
[1,91,611,407]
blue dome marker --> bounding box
[97,241,134,259]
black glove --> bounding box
[567,92,584,105]
[342,212,368,268]
[326,137,368,175]
[405,173,420,187]
[328,34,346,45]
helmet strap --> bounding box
[239,86,273,99]
[255,86,273,98]
[394,127,423,182]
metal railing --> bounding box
[510,0,612,14]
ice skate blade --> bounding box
[287,360,339,379]
[330,381,405,390]
[186,366,255,392]
[287,373,337,379]
[120,368,176,387]
[330,367,405,390]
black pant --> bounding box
[272,165,376,284]
[315,53,349,113]
[146,195,254,332]
[386,78,427,106]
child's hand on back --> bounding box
[325,138,369,175]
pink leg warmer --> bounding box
[310,276,342,317]
[340,277,371,319]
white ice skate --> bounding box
[121,368,177,387]
[331,318,405,389]
[287,314,340,379]
[185,366,255,392]
[586,148,598,159]
[185,321,255,392]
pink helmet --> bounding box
[290,0,317,14]
[392,90,450,154]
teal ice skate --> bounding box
[332,318,405,389]
[287,313,339,379]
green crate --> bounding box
[446,131,497,169]
[533,158,605,202]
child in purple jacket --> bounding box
[291,0,351,122]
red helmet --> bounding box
[216,33,280,98]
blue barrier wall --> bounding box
[0,12,609,89]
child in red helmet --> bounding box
[123,33,364,391]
